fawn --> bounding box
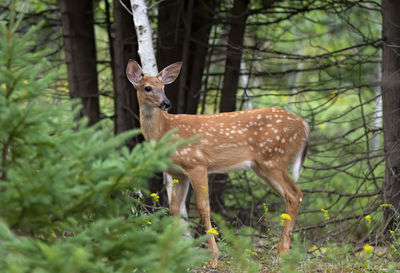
[126,60,309,267]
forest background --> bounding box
[1,0,400,272]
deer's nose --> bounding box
[162,99,171,109]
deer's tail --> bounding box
[292,120,310,182]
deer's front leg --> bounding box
[187,166,219,268]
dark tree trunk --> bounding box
[382,0,400,232]
[157,0,184,114]
[219,0,250,113]
[210,0,250,215]
[105,0,116,96]
[112,0,141,148]
[184,0,216,114]
[157,0,216,114]
[59,0,100,126]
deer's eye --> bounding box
[144,86,152,92]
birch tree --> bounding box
[130,0,157,75]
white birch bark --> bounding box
[240,59,253,109]
[286,61,304,112]
[372,62,382,154]
[370,3,382,154]
[130,0,158,75]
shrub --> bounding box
[0,12,206,273]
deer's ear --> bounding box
[157,62,182,85]
[126,60,143,86]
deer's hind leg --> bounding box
[253,162,303,254]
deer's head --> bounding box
[126,60,182,111]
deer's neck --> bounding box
[139,104,167,141]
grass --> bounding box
[190,232,400,273]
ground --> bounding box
[191,244,399,273]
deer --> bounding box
[126,60,309,268]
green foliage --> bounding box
[279,235,309,273]
[0,15,207,273]
[389,225,400,262]
[0,217,206,273]
[214,214,260,273]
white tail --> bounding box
[292,120,309,182]
[126,60,309,267]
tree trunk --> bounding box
[219,0,250,113]
[130,0,158,75]
[157,0,184,113]
[157,0,216,114]
[59,0,100,126]
[184,0,216,114]
[113,0,141,148]
[381,0,400,232]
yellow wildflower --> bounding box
[263,203,268,215]
[172,179,179,184]
[206,228,219,235]
[146,220,152,225]
[280,213,291,226]
[245,249,258,256]
[390,230,395,235]
[280,213,291,221]
[201,186,207,192]
[363,244,373,254]
[1,83,6,89]
[364,215,371,223]
[150,193,159,202]
[321,208,330,220]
